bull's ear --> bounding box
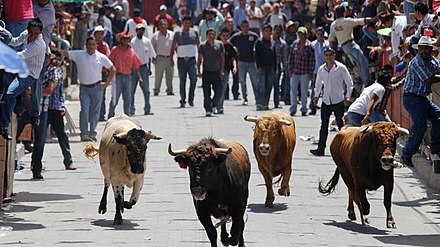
[113,133,128,144]
[174,155,188,169]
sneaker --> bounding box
[65,164,77,170]
[24,142,33,153]
[179,103,185,108]
[301,112,308,116]
[401,155,414,167]
[154,92,159,96]
[309,110,317,115]
[80,135,93,142]
[274,105,283,109]
[217,108,224,114]
[310,149,325,156]
[0,127,12,140]
[205,112,212,117]
[290,112,295,116]
[144,112,154,115]
[90,136,98,142]
[256,105,264,111]
[263,106,270,110]
[32,171,44,180]
[189,101,194,107]
[242,99,248,106]
[167,92,175,96]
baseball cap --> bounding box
[114,5,123,11]
[93,25,105,33]
[297,26,308,34]
[323,47,335,54]
[160,5,167,11]
[136,23,146,30]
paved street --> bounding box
[1,70,440,247]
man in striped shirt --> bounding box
[0,18,46,140]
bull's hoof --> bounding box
[387,219,396,228]
[98,204,107,214]
[264,200,274,207]
[113,218,123,225]
[229,236,239,246]
[348,212,356,221]
[124,201,133,209]
[361,215,370,225]
[278,187,290,197]
[221,236,229,246]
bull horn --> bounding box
[397,127,410,136]
[215,147,232,154]
[279,119,291,126]
[146,131,162,140]
[168,143,187,156]
[360,125,373,133]
[244,115,258,123]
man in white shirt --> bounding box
[310,47,353,156]
[130,23,156,115]
[124,8,148,38]
[151,19,175,96]
[62,37,116,141]
[0,18,46,140]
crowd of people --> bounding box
[0,0,440,178]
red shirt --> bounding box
[97,40,109,73]
[109,45,141,75]
[152,14,176,28]
[5,0,34,24]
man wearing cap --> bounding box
[151,19,175,96]
[93,25,111,121]
[329,5,373,86]
[108,32,142,118]
[124,8,148,38]
[152,5,176,33]
[111,5,127,41]
[199,7,225,42]
[310,47,353,156]
[130,23,156,116]
[264,2,288,29]
[61,37,116,142]
[171,16,200,108]
[287,26,315,116]
[400,36,440,167]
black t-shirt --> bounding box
[223,42,237,71]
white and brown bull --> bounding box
[84,114,161,224]
[319,122,410,228]
[244,112,296,207]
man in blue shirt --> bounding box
[401,36,440,167]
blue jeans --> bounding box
[0,74,36,128]
[31,110,48,172]
[30,66,45,117]
[79,84,103,138]
[258,67,274,108]
[371,112,391,122]
[342,41,370,86]
[6,19,31,50]
[402,94,440,156]
[403,1,415,25]
[318,102,345,150]
[347,111,364,127]
[238,61,258,102]
[48,109,73,166]
[290,74,309,115]
[177,58,197,105]
[131,65,151,114]
[108,74,132,118]
[217,69,230,109]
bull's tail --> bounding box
[318,168,340,195]
[83,144,99,160]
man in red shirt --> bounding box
[108,31,142,118]
[93,26,111,121]
[152,5,176,33]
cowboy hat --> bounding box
[412,36,438,51]
[116,31,132,43]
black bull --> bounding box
[319,122,410,228]
[169,138,251,247]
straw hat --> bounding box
[412,36,438,51]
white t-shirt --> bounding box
[131,36,156,65]
[348,82,385,115]
[68,50,113,85]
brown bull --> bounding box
[319,122,410,228]
[244,112,296,207]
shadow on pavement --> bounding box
[12,192,83,202]
[374,234,440,247]
[91,219,141,230]
[323,220,390,235]
[247,203,288,213]
[1,215,45,231]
